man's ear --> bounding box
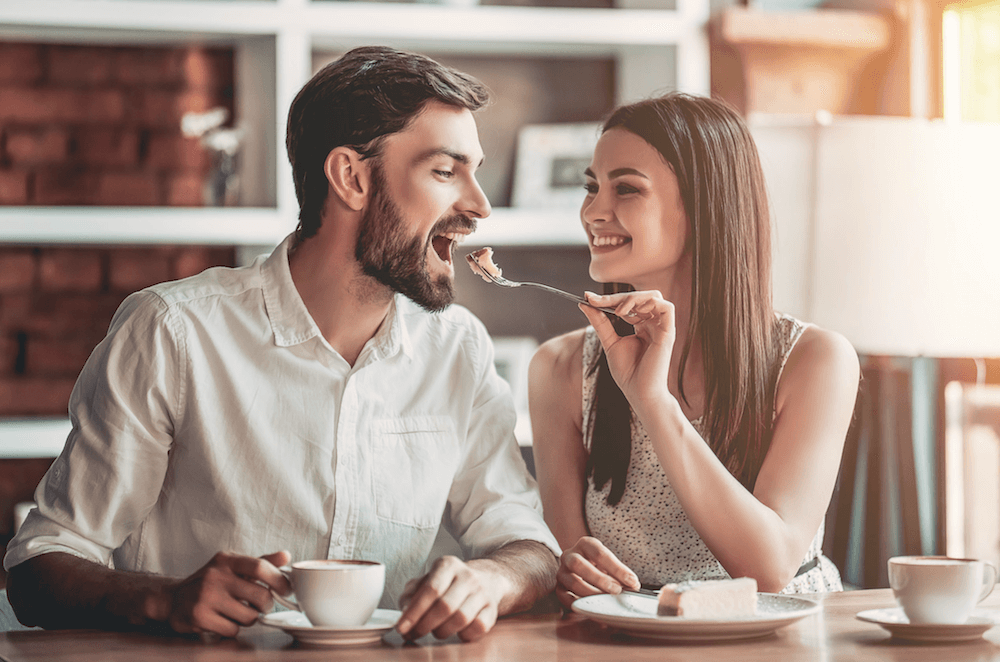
[323,147,369,212]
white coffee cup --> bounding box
[888,556,998,624]
[271,559,385,628]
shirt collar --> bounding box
[374,294,413,361]
[261,234,323,348]
[260,234,413,360]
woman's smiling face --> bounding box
[581,127,690,289]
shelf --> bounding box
[0,207,292,245]
[470,208,586,247]
[710,7,895,115]
[1,1,699,53]
[713,7,892,51]
[0,0,708,248]
[0,206,586,246]
[0,418,71,458]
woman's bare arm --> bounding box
[530,329,640,606]
[581,292,859,592]
[529,330,588,549]
[638,327,858,591]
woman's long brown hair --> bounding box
[586,93,781,504]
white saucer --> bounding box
[260,609,401,647]
[572,593,820,642]
[856,607,999,642]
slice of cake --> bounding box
[657,577,758,618]
[466,247,502,282]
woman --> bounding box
[529,93,859,608]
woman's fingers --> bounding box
[557,562,606,598]
[584,292,675,352]
[556,586,578,610]
[586,291,672,324]
[558,538,641,598]
[578,303,622,352]
[571,538,640,590]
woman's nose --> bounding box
[581,191,608,225]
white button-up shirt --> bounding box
[5,235,559,608]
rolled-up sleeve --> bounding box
[4,291,179,571]
[445,324,560,561]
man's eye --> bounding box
[434,170,454,179]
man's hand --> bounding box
[6,549,292,636]
[157,550,292,637]
[395,555,506,642]
[394,541,558,643]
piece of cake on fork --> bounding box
[467,247,502,282]
[657,577,758,618]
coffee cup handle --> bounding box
[978,562,998,603]
[270,565,301,612]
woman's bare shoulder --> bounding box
[777,324,860,409]
[532,328,588,380]
[529,328,588,422]
[790,325,858,371]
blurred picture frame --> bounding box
[511,122,601,208]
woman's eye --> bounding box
[583,182,598,194]
[616,184,639,195]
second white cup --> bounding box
[272,559,385,628]
[888,556,997,625]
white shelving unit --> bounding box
[0,0,710,248]
[0,0,709,456]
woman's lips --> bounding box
[590,234,630,248]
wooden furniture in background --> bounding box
[710,7,896,116]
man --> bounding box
[4,46,559,642]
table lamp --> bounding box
[752,114,1000,586]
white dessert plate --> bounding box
[259,609,401,647]
[856,607,999,642]
[571,593,820,642]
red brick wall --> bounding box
[0,42,240,560]
[0,41,234,206]
[1,40,239,417]
[0,245,236,417]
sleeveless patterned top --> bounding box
[582,315,843,593]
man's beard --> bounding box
[355,164,474,313]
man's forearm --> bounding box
[6,552,173,631]
[472,540,558,616]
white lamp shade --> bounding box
[754,115,1000,358]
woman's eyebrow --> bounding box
[608,167,648,179]
[584,167,649,180]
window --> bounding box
[943,0,1000,121]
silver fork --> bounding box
[465,253,622,317]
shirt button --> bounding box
[338,535,347,545]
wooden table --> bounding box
[2,589,999,661]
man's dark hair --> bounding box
[285,46,491,240]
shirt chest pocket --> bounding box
[370,416,460,529]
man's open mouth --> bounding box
[431,231,467,265]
